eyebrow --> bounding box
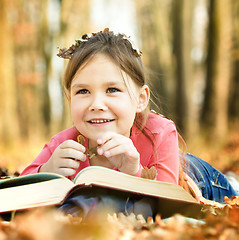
[71,83,88,89]
[71,81,125,89]
[104,81,125,87]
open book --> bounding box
[0,166,203,218]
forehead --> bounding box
[72,54,139,89]
[76,54,120,77]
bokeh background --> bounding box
[0,0,239,173]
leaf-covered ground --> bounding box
[0,201,239,240]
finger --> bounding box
[58,167,76,177]
[59,159,80,169]
[103,144,135,158]
[60,140,86,153]
[97,136,130,155]
[60,148,87,161]
[97,137,116,153]
[96,132,118,145]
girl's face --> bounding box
[69,54,149,147]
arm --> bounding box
[20,143,54,176]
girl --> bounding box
[21,28,179,185]
[21,29,238,217]
[20,28,180,218]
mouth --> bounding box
[88,119,114,124]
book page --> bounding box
[0,178,74,213]
[74,166,197,203]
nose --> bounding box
[88,94,108,112]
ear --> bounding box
[136,85,150,113]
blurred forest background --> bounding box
[0,0,239,173]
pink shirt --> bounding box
[21,112,179,184]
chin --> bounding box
[85,132,102,143]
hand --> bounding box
[39,140,87,177]
[96,132,140,175]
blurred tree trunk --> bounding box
[12,0,47,141]
[229,1,239,121]
[135,0,174,117]
[59,0,91,130]
[172,0,194,136]
[61,0,91,43]
[40,0,51,138]
[0,0,19,144]
[201,0,232,139]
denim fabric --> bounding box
[184,153,239,203]
[59,188,154,219]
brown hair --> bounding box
[64,32,144,90]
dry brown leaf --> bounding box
[77,135,98,159]
[199,196,226,209]
[224,196,239,206]
[140,166,157,180]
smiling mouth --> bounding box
[88,119,114,124]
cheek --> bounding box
[70,100,83,120]
[113,98,137,120]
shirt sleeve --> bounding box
[20,140,56,176]
[149,122,179,184]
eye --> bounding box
[107,87,120,93]
[76,89,90,94]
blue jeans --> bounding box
[184,153,239,203]
[59,185,202,219]
[59,186,154,219]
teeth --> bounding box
[90,119,111,124]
